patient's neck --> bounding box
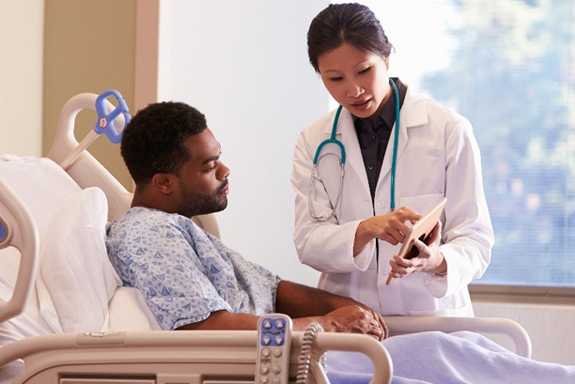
[131,190,179,215]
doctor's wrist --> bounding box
[353,220,376,257]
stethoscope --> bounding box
[309,78,401,223]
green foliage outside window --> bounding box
[422,0,575,285]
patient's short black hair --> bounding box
[121,101,207,186]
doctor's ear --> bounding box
[151,173,177,195]
[384,56,390,69]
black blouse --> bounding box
[352,77,407,201]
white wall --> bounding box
[158,1,330,285]
[0,0,44,156]
[474,301,575,365]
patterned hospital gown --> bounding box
[106,207,280,330]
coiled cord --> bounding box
[295,322,324,384]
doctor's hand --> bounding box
[319,305,389,341]
[388,221,446,279]
[354,207,421,256]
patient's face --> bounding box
[174,129,230,217]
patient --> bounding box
[107,102,575,383]
[106,101,388,339]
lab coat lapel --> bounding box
[379,89,428,183]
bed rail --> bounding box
[0,182,39,323]
[47,93,132,221]
[0,330,392,384]
[384,315,532,358]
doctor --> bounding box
[292,3,494,317]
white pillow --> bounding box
[0,156,82,332]
[40,187,121,333]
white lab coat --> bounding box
[292,88,494,316]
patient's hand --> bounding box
[319,305,388,341]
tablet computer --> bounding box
[397,198,447,260]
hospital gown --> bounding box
[106,207,280,330]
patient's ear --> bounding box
[151,173,176,195]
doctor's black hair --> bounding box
[307,3,393,72]
[120,101,207,186]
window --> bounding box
[358,0,575,286]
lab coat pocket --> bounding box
[399,193,444,216]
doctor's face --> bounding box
[173,129,230,217]
[317,43,390,118]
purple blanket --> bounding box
[326,331,575,384]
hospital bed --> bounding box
[0,92,532,384]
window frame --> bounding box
[470,283,575,302]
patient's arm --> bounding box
[275,280,358,317]
[176,308,386,340]
[178,281,387,339]
[174,279,346,331]
[276,280,388,339]
[175,310,322,332]
[177,310,259,331]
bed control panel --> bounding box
[255,314,293,384]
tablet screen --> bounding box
[404,233,432,260]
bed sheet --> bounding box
[326,331,575,384]
[107,287,160,331]
[0,279,53,384]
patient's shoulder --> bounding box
[111,207,184,230]
[107,207,206,246]
[106,208,200,265]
